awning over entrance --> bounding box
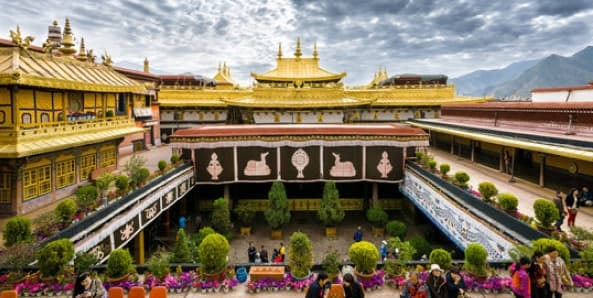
[408,119,593,162]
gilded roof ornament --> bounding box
[87,49,96,63]
[313,41,318,59]
[42,38,53,54]
[59,18,76,56]
[144,57,149,73]
[101,51,113,67]
[9,25,35,50]
[277,42,283,59]
[77,38,87,61]
[294,37,302,59]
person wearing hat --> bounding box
[426,264,447,298]
[380,240,389,261]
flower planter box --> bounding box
[249,266,285,282]
[271,229,283,240]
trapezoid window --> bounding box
[21,113,32,124]
[22,164,51,201]
[40,113,50,123]
[56,158,75,189]
[80,153,96,180]
[0,172,10,204]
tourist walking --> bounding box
[529,251,549,298]
[353,226,363,242]
[343,273,364,298]
[510,256,531,298]
[566,188,580,227]
[73,272,106,298]
[445,265,466,298]
[279,242,286,262]
[545,246,572,298]
[426,264,446,298]
[178,215,186,229]
[552,191,566,231]
[401,271,428,298]
[247,241,257,263]
[380,240,388,261]
[260,245,269,263]
[305,272,329,298]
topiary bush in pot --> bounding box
[158,160,167,173]
[533,198,559,229]
[317,181,345,227]
[439,163,451,178]
[409,236,432,260]
[497,193,519,213]
[171,228,192,263]
[429,248,452,270]
[531,238,570,262]
[106,248,135,279]
[322,250,341,276]
[264,181,291,230]
[288,231,313,278]
[453,171,470,189]
[233,204,256,227]
[37,238,75,277]
[191,227,216,263]
[148,248,170,279]
[211,197,231,234]
[386,220,407,239]
[55,198,77,226]
[478,182,498,203]
[348,240,379,275]
[366,206,388,228]
[198,233,230,274]
[75,185,98,212]
[74,251,98,274]
[3,216,32,246]
[464,243,488,277]
[170,154,180,165]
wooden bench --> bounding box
[249,266,285,282]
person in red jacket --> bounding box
[511,257,532,298]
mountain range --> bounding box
[451,46,593,99]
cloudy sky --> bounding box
[1,0,593,86]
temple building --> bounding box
[0,20,154,215]
[158,39,487,142]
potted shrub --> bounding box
[264,181,291,239]
[75,185,98,213]
[158,160,167,174]
[288,232,313,279]
[190,227,215,263]
[533,198,559,234]
[497,193,519,214]
[0,242,36,281]
[198,233,230,280]
[233,204,256,236]
[439,163,451,178]
[429,248,452,270]
[322,250,341,279]
[74,252,98,274]
[106,248,135,281]
[532,238,570,262]
[428,159,437,172]
[317,181,345,237]
[171,228,192,263]
[211,197,231,235]
[115,175,130,197]
[96,173,115,200]
[366,206,388,237]
[147,248,170,280]
[409,236,431,260]
[3,216,32,246]
[464,243,488,278]
[37,239,75,278]
[170,154,180,165]
[478,182,498,203]
[386,237,416,276]
[55,198,77,227]
[453,171,470,189]
[348,240,379,279]
[386,220,407,239]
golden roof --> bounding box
[213,62,236,86]
[347,86,490,106]
[0,119,144,158]
[158,89,250,108]
[0,47,145,92]
[223,95,374,109]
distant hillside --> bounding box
[451,59,540,96]
[452,46,593,99]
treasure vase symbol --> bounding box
[291,148,309,178]
[376,151,393,178]
[206,152,223,180]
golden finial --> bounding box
[101,51,112,67]
[59,18,76,56]
[294,37,302,59]
[87,49,96,63]
[42,38,53,54]
[144,57,149,73]
[218,62,221,73]
[9,25,35,50]
[77,38,87,61]
[313,41,318,59]
[53,20,58,26]
[223,62,228,76]
[277,42,283,59]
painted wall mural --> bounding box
[400,171,514,260]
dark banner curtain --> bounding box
[323,146,363,180]
[237,147,277,181]
[195,148,235,182]
[365,147,403,180]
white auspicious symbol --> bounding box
[376,151,393,178]
[291,148,310,178]
[144,203,158,220]
[244,152,271,176]
[330,152,356,177]
[89,246,105,260]
[180,182,187,194]
[120,222,135,241]
[166,191,174,204]
[206,152,223,180]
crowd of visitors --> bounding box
[553,186,592,230]
[247,241,284,263]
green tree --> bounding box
[429,248,452,270]
[478,182,498,203]
[96,173,116,198]
[264,181,291,229]
[497,193,519,212]
[211,197,231,234]
[464,243,488,277]
[409,236,431,260]
[533,199,560,228]
[106,249,135,278]
[317,181,345,226]
[158,160,167,173]
[147,248,170,279]
[3,216,32,246]
[386,220,407,239]
[288,232,313,278]
[171,228,192,263]
[190,227,215,262]
[37,239,75,277]
[115,175,130,196]
[74,252,98,274]
[348,240,379,274]
[198,233,230,274]
[453,171,470,189]
[170,154,180,164]
[439,164,451,177]
[366,206,388,228]
[532,238,570,261]
[55,198,77,226]
[75,185,98,211]
[124,154,147,188]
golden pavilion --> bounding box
[0,19,155,215]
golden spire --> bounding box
[294,37,302,59]
[144,57,150,73]
[277,42,283,59]
[313,41,318,59]
[59,18,76,56]
[223,62,228,76]
[218,62,222,73]
[77,38,87,61]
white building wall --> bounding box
[570,89,593,102]
[253,110,344,124]
[531,91,569,102]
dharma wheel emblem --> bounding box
[291,148,309,178]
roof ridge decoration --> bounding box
[9,25,35,51]
[101,50,113,67]
[294,37,302,59]
[58,18,76,56]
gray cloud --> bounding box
[1,0,592,86]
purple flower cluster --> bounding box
[572,274,593,289]
[247,272,315,292]
[359,270,385,290]
[103,277,140,291]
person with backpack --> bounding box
[426,264,447,298]
[401,271,428,298]
[511,256,532,298]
